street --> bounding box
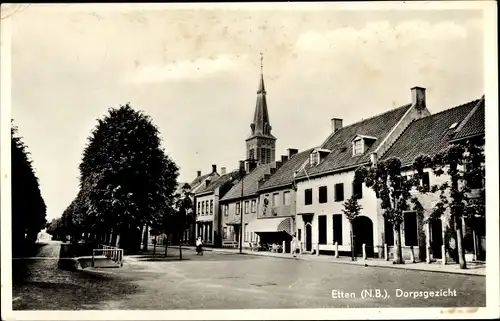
[12,242,486,310]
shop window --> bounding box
[305,189,313,205]
[318,186,328,203]
[334,183,344,202]
[404,211,418,246]
[318,215,327,245]
[333,214,343,245]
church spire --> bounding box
[246,52,276,165]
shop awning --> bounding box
[225,217,243,226]
[252,217,293,235]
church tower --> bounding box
[245,53,276,165]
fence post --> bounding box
[282,241,286,254]
[410,246,416,263]
[315,243,319,256]
[426,246,431,264]
[334,242,339,258]
[384,243,389,261]
[362,243,367,260]
[441,245,447,265]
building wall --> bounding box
[295,170,379,253]
[196,194,215,244]
[258,187,297,219]
[221,196,259,246]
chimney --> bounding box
[197,170,201,177]
[221,167,226,175]
[205,179,211,187]
[287,148,299,158]
[411,86,426,109]
[239,160,245,174]
[212,164,217,173]
[370,152,378,166]
[281,155,288,163]
[331,118,343,133]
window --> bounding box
[224,205,228,216]
[353,139,364,156]
[384,217,394,246]
[404,211,418,246]
[266,148,272,164]
[201,201,205,214]
[283,191,291,206]
[205,201,209,214]
[261,148,266,163]
[251,200,257,212]
[249,149,255,161]
[352,180,363,199]
[334,183,344,202]
[244,224,249,242]
[318,215,327,245]
[244,201,249,214]
[197,202,201,215]
[298,229,302,241]
[333,214,343,245]
[273,193,279,207]
[422,172,430,190]
[223,227,227,239]
[319,186,328,203]
[304,189,313,205]
[236,202,241,215]
[310,152,320,166]
[210,200,213,214]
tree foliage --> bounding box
[54,104,179,252]
[355,157,423,264]
[11,122,47,255]
[342,195,363,222]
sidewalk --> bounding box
[164,245,486,276]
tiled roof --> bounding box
[189,172,217,190]
[195,170,239,196]
[452,97,485,141]
[296,104,412,178]
[258,148,315,191]
[220,162,275,202]
[382,98,480,166]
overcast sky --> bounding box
[9,4,485,220]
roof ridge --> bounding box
[452,96,484,135]
[426,97,482,118]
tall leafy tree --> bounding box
[78,104,178,253]
[417,139,485,269]
[165,183,194,260]
[11,123,47,256]
[355,157,423,264]
[341,195,362,261]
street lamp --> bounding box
[239,158,256,254]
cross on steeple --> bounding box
[260,52,263,74]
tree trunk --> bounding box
[142,224,149,252]
[393,224,404,264]
[455,216,467,269]
[350,222,355,261]
[164,236,168,257]
[115,233,121,248]
[179,233,183,260]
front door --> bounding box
[305,224,312,251]
[430,219,443,259]
[352,216,374,257]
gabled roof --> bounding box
[258,148,315,191]
[451,97,485,142]
[220,162,275,202]
[296,103,412,178]
[195,169,240,196]
[382,98,481,166]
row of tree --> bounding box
[11,123,47,256]
[342,139,485,269]
[47,104,194,254]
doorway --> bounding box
[352,216,374,257]
[430,219,443,259]
[305,224,312,251]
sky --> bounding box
[8,4,485,220]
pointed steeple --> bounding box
[248,53,275,139]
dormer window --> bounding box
[353,139,364,156]
[351,135,377,157]
[310,152,320,166]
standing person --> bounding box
[196,236,203,255]
[291,233,299,258]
